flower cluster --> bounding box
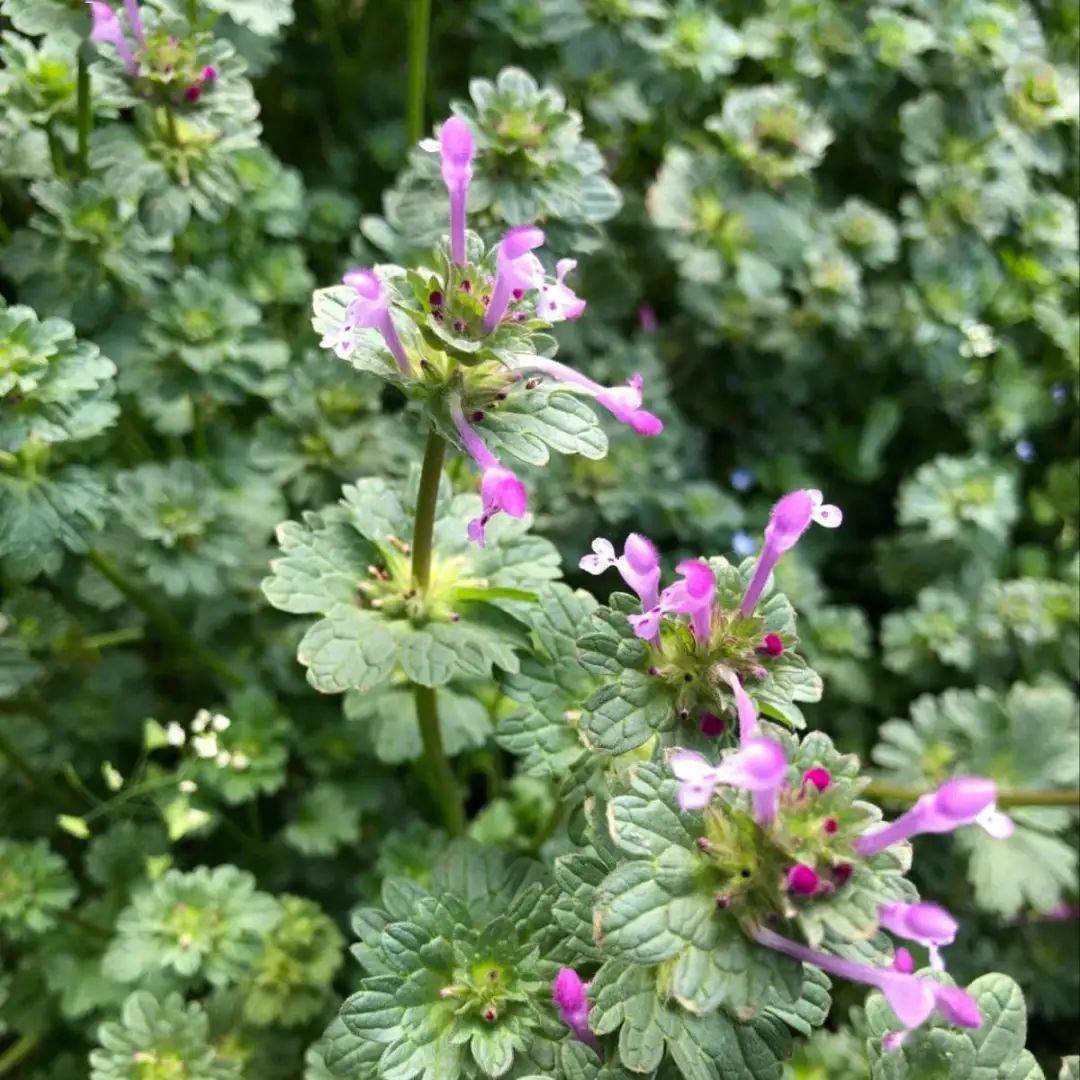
[318,114,662,546]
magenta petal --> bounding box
[934,986,982,1029]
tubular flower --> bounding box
[552,968,599,1049]
[483,226,546,332]
[87,1,138,73]
[725,670,759,744]
[517,359,662,436]
[854,777,1015,857]
[630,558,716,643]
[439,116,475,265]
[327,269,411,375]
[878,902,958,972]
[123,0,145,45]
[670,737,787,824]
[450,398,527,547]
[579,534,661,610]
[740,489,842,616]
[754,928,981,1051]
[537,259,587,322]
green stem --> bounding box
[406,0,432,145]
[411,429,445,590]
[45,121,67,178]
[865,781,1080,810]
[87,549,242,689]
[409,427,464,834]
[81,627,144,650]
[0,1032,42,1076]
[76,45,92,178]
[415,684,465,836]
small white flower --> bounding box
[179,779,198,794]
[231,752,251,771]
[215,750,233,768]
[211,713,231,732]
[166,722,186,747]
[193,734,218,759]
[959,320,998,359]
[191,708,212,734]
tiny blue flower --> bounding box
[732,530,757,557]
[730,467,754,491]
[1015,439,1035,463]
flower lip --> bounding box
[933,985,981,1028]
[624,532,659,574]
[440,116,475,169]
[342,268,383,301]
[934,777,997,820]
[501,224,546,260]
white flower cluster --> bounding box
[959,320,999,359]
[166,709,251,794]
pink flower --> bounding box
[450,398,528,546]
[439,116,475,265]
[855,777,1014,857]
[483,226,546,331]
[659,559,716,643]
[516,360,663,436]
[802,767,831,793]
[670,737,787,823]
[579,533,661,610]
[87,1,137,73]
[537,259,587,322]
[552,968,598,1049]
[755,928,981,1051]
[878,901,958,972]
[725,670,759,743]
[328,269,411,375]
[787,865,821,896]
[740,489,842,616]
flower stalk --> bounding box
[410,428,467,835]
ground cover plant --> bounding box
[0,0,1078,1076]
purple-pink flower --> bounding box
[630,558,716,643]
[483,226,546,332]
[324,269,411,375]
[579,534,661,610]
[725,670,759,743]
[537,259,587,322]
[855,777,1014,857]
[878,902,958,972]
[450,397,528,546]
[552,968,598,1049]
[787,864,821,896]
[740,489,842,616]
[755,927,981,1051]
[439,116,475,266]
[670,737,787,823]
[514,360,662,436]
[87,1,138,73]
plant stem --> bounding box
[87,549,242,689]
[415,684,465,836]
[0,1032,42,1076]
[76,45,92,177]
[409,427,465,834]
[406,0,432,145]
[411,429,445,589]
[81,627,144,650]
[45,121,66,178]
[865,781,1080,809]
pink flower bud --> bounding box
[787,864,820,896]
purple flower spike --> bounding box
[754,928,981,1051]
[87,1,137,73]
[552,968,598,1049]
[439,116,475,265]
[483,225,546,332]
[855,777,1014,857]
[451,398,527,546]
[660,559,716,643]
[579,533,661,610]
[740,489,842,616]
[724,671,759,744]
[879,902,958,971]
[513,359,663,437]
[333,269,411,375]
[538,259,587,322]
[122,0,145,45]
